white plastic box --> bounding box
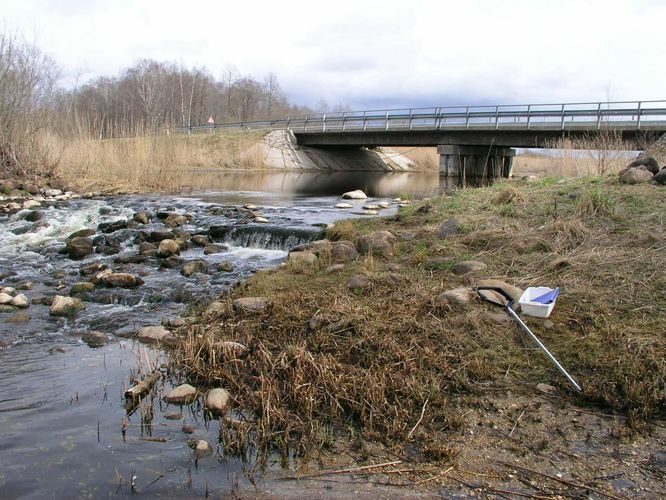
[518,287,558,318]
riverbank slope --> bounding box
[169,175,665,496]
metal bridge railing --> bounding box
[176,100,666,134]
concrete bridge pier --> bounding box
[438,145,516,179]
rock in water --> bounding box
[82,331,107,348]
[137,325,173,344]
[335,202,353,209]
[205,388,231,415]
[194,439,213,458]
[341,189,367,199]
[66,237,93,259]
[158,239,180,257]
[49,295,85,316]
[70,282,95,295]
[10,293,29,308]
[164,384,197,405]
[180,260,208,277]
[102,273,143,288]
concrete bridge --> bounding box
[184,100,666,178]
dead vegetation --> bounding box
[168,176,665,489]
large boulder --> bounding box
[232,297,270,314]
[164,384,197,405]
[287,251,317,265]
[66,237,94,259]
[11,293,29,308]
[158,239,180,257]
[49,295,85,316]
[620,166,654,184]
[355,230,397,257]
[101,272,143,288]
[651,167,666,185]
[205,388,231,415]
[341,189,367,200]
[624,156,660,175]
[137,325,174,343]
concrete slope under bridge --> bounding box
[261,130,414,172]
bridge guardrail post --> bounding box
[409,109,413,130]
[560,104,565,130]
[286,116,290,130]
[465,107,470,129]
[527,105,531,130]
[363,111,367,131]
[637,101,642,129]
[596,102,602,130]
[386,111,390,131]
[342,112,346,131]
[495,105,500,130]
[323,113,326,132]
[304,115,308,133]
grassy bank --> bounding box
[50,130,266,193]
[167,175,664,490]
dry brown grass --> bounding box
[393,147,439,171]
[49,130,266,193]
[167,176,665,471]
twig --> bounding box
[284,460,402,480]
[406,398,428,441]
[413,466,453,485]
[493,460,626,500]
[509,410,525,437]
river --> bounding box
[0,171,450,498]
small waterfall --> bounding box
[210,224,324,251]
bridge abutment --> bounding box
[437,145,515,179]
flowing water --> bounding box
[0,171,449,498]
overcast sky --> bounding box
[3,0,665,110]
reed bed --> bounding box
[50,130,266,193]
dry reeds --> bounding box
[51,130,266,193]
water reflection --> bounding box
[182,170,488,198]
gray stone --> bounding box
[341,189,367,200]
[324,264,345,274]
[335,202,353,209]
[536,383,557,395]
[49,295,85,316]
[233,297,270,314]
[0,292,13,305]
[205,388,231,415]
[203,244,226,255]
[347,275,371,290]
[330,241,358,263]
[139,242,157,254]
[216,261,234,272]
[652,168,666,185]
[133,211,150,224]
[149,230,174,242]
[68,229,96,239]
[164,213,190,228]
[191,234,211,246]
[10,293,29,308]
[158,239,180,257]
[435,287,475,307]
[137,325,174,344]
[102,272,143,288]
[66,237,94,259]
[355,230,397,257]
[181,260,207,277]
[164,383,197,405]
[193,439,213,458]
[624,156,660,175]
[70,282,95,295]
[438,218,460,239]
[452,260,487,275]
[620,166,654,184]
[288,251,317,265]
[82,331,107,348]
[205,301,227,316]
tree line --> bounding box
[0,30,312,177]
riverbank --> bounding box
[167,175,665,496]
